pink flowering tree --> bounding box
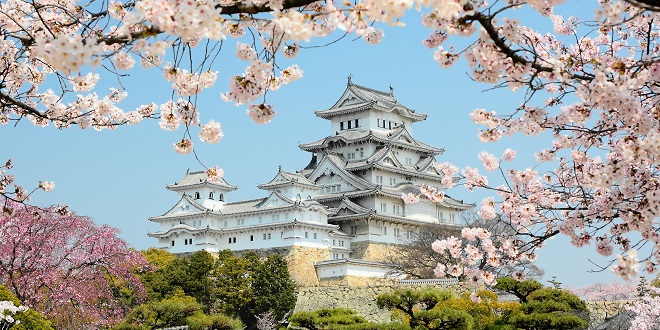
[570,281,639,301]
[1,0,660,286]
[627,285,660,330]
[0,200,149,328]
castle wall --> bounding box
[294,281,473,323]
[235,244,329,286]
[294,284,635,328]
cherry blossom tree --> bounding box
[0,200,149,328]
[1,0,660,286]
[570,281,639,301]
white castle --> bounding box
[148,79,473,285]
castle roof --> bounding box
[166,170,237,192]
[314,80,427,122]
[299,125,443,155]
[257,166,319,190]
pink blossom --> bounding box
[247,104,276,124]
[401,192,420,204]
[478,151,499,172]
[199,120,223,144]
[206,166,224,182]
[173,139,193,154]
[38,181,55,192]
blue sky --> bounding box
[0,0,634,287]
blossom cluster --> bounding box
[0,300,27,326]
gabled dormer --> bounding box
[256,190,296,209]
[257,166,321,201]
[307,153,375,195]
[166,170,237,203]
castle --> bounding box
[148,79,473,285]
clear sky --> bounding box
[0,0,634,287]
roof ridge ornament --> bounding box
[389,85,394,96]
[347,74,352,85]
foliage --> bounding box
[510,288,588,330]
[0,201,148,328]
[185,312,243,330]
[251,254,297,324]
[376,289,475,330]
[213,253,257,321]
[0,286,52,330]
[288,308,407,330]
[116,295,201,330]
[493,277,544,303]
[437,290,520,330]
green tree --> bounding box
[183,250,215,313]
[214,254,256,320]
[116,295,201,330]
[186,312,244,330]
[288,308,408,330]
[251,254,297,324]
[493,277,544,303]
[0,285,53,330]
[376,289,473,330]
[510,288,588,330]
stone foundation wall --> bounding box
[586,300,634,330]
[234,245,329,286]
[350,241,400,261]
[294,282,473,323]
[294,285,635,328]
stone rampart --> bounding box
[586,300,634,330]
[294,280,472,323]
[295,283,635,328]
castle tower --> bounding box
[298,79,473,261]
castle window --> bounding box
[194,192,200,199]
[219,193,224,201]
[347,120,352,129]
[394,228,400,237]
[354,119,359,128]
[389,178,396,185]
[209,192,214,200]
[332,240,336,246]
[313,233,318,239]
[382,226,387,235]
[380,203,387,212]
[307,195,312,200]
[376,176,383,184]
[393,205,400,214]
[268,233,272,239]
[233,237,236,243]
[305,232,309,238]
[296,194,302,201]
[340,122,345,130]
[350,225,357,235]
[171,240,175,246]
[250,235,254,241]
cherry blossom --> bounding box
[401,192,420,204]
[173,139,194,154]
[199,120,223,144]
[0,200,148,328]
[206,165,224,182]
